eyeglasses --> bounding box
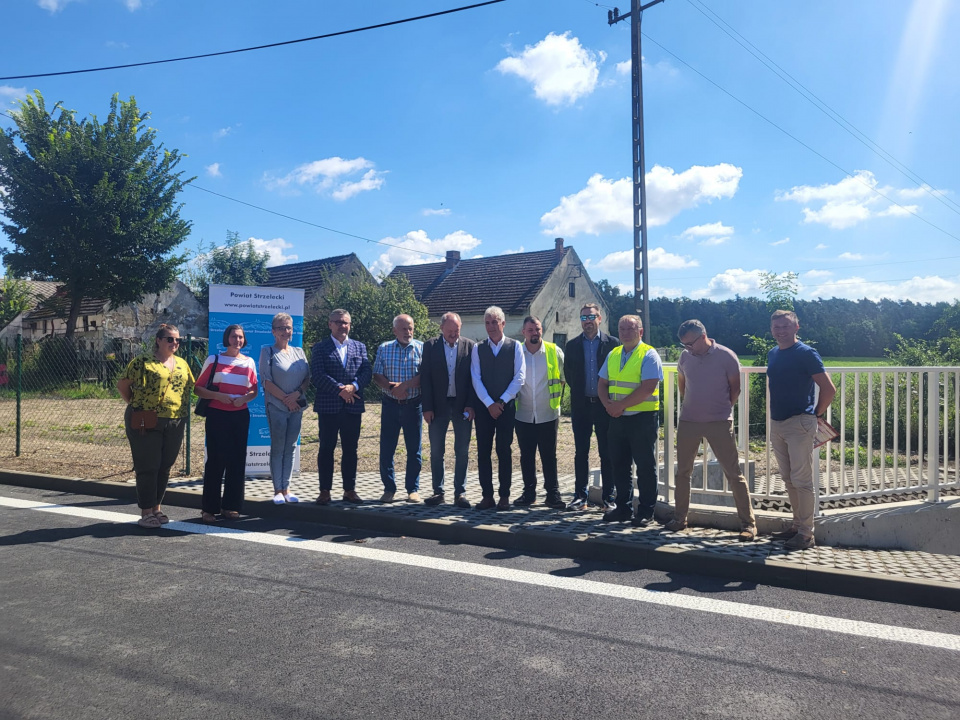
[273,326,293,332]
[679,336,701,348]
[161,337,180,344]
[580,314,599,321]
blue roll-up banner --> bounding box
[208,284,306,476]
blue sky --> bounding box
[3,0,959,303]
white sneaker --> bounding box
[284,493,299,503]
[406,492,422,503]
[273,493,285,504]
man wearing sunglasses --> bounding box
[668,319,757,541]
[563,304,620,511]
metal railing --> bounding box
[660,365,960,513]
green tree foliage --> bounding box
[0,92,192,338]
[758,271,799,312]
[594,279,637,332]
[183,230,270,304]
[305,272,437,352]
[0,274,34,328]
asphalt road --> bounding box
[1,484,958,720]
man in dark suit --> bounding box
[421,312,476,508]
[564,303,620,511]
[310,308,372,505]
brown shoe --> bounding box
[454,494,471,509]
[664,518,687,532]
[476,496,496,510]
[738,526,757,542]
[496,496,511,511]
[342,490,364,504]
[424,493,446,506]
[315,490,332,505]
[771,527,798,540]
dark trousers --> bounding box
[202,408,250,514]
[571,398,614,502]
[514,418,559,495]
[379,398,423,494]
[317,410,361,492]
[474,400,516,498]
[428,397,472,496]
[608,411,659,518]
[125,406,185,510]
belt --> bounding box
[586,396,600,403]
[383,396,421,405]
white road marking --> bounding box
[3,495,959,652]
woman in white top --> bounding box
[194,324,258,523]
[259,312,310,503]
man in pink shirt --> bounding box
[666,320,757,541]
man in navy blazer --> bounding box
[310,308,372,505]
[420,312,476,508]
[564,303,620,511]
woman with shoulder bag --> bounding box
[117,324,195,529]
[194,324,259,523]
[259,312,310,504]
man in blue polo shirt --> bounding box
[766,309,836,550]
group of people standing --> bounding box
[119,305,834,550]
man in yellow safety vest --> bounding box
[599,315,664,525]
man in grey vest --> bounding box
[471,306,525,510]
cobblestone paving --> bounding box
[165,470,960,587]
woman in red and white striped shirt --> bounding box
[195,324,259,523]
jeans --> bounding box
[428,397,472,496]
[317,411,362,492]
[474,400,516,499]
[770,413,818,538]
[571,398,614,503]
[202,407,250,514]
[266,403,303,493]
[379,398,423,494]
[674,419,755,529]
[514,418,559,495]
[608,411,659,518]
[124,406,185,510]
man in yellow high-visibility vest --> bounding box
[513,316,566,509]
[599,315,664,525]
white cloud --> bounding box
[204,163,222,178]
[649,285,684,299]
[502,246,526,255]
[496,32,604,106]
[540,163,742,236]
[803,269,833,279]
[0,85,27,108]
[770,237,790,246]
[698,237,728,247]
[369,230,482,276]
[615,60,631,76]
[124,0,142,10]
[615,283,634,295]
[776,170,926,229]
[614,56,677,79]
[37,0,76,11]
[804,274,960,303]
[421,208,451,217]
[591,247,698,272]
[264,156,386,201]
[682,222,734,247]
[215,127,233,139]
[838,252,863,260]
[815,243,828,250]
[692,269,765,299]
[249,237,298,267]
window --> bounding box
[569,282,576,298]
[553,333,567,347]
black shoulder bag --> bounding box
[194,355,218,417]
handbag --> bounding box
[194,355,219,417]
[130,409,158,435]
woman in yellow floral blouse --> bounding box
[117,324,195,529]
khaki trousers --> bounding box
[770,414,818,538]
[674,420,756,529]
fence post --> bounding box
[15,333,22,457]
[927,369,940,503]
[185,334,192,476]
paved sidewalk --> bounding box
[3,467,958,610]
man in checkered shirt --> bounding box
[373,314,425,504]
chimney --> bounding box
[445,250,461,269]
[554,237,564,256]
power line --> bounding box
[0,110,446,260]
[0,0,507,81]
[636,30,960,244]
[685,0,960,217]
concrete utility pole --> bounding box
[608,0,665,332]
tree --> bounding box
[305,272,437,352]
[183,230,270,304]
[0,92,192,338]
[0,274,33,328]
[758,271,799,313]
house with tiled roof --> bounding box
[387,238,609,345]
[263,253,375,314]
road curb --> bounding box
[3,469,958,611]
